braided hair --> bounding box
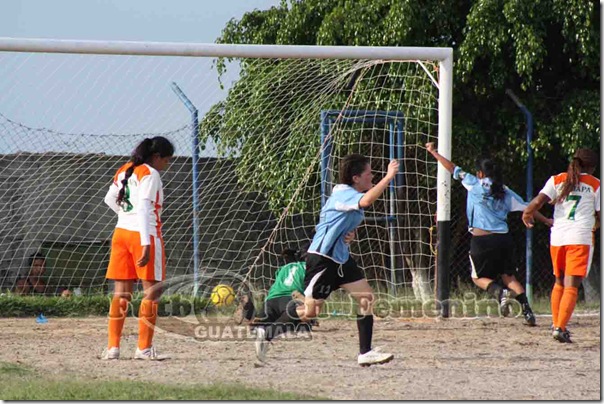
[116,136,174,205]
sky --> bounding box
[0,0,282,155]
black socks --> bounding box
[357,314,374,355]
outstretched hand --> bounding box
[425,142,436,153]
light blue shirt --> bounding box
[308,184,365,264]
[453,166,527,233]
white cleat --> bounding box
[255,327,269,363]
[134,346,170,361]
[357,348,394,367]
[100,347,120,360]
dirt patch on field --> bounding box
[0,314,599,400]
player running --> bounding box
[257,154,398,367]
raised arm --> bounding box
[358,160,399,209]
[425,142,456,174]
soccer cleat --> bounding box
[134,346,170,361]
[357,348,394,367]
[234,291,255,325]
[499,289,511,317]
[551,324,571,335]
[100,347,120,360]
[255,327,270,362]
[522,306,537,326]
[552,327,573,343]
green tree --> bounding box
[200,0,600,298]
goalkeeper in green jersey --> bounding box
[241,245,315,338]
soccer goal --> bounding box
[0,38,452,314]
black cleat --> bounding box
[552,327,573,343]
[522,306,537,326]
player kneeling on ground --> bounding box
[237,246,317,350]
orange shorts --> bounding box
[550,244,593,278]
[106,227,165,281]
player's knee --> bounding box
[354,292,374,310]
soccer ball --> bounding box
[210,284,236,307]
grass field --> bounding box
[0,361,323,400]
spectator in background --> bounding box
[14,252,71,296]
[14,252,48,295]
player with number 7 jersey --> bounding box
[522,148,600,343]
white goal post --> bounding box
[0,37,452,314]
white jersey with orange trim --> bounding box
[539,173,600,246]
[104,163,164,245]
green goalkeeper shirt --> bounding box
[266,262,306,300]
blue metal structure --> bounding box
[320,109,404,295]
[506,90,534,305]
[171,82,200,296]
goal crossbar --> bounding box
[0,37,454,316]
[0,37,452,61]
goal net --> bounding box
[0,39,452,307]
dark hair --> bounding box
[116,136,175,205]
[280,242,310,264]
[339,154,370,185]
[28,252,46,267]
[475,158,505,200]
[555,148,599,204]
[280,248,298,265]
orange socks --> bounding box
[556,286,578,331]
[138,299,158,350]
[108,297,129,348]
[550,283,564,327]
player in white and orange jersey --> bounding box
[101,136,174,360]
[522,148,599,343]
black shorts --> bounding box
[254,295,302,324]
[303,253,365,300]
[469,232,517,279]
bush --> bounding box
[0,293,213,317]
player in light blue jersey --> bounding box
[255,154,399,367]
[426,142,551,326]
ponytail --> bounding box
[476,158,505,200]
[555,148,598,204]
[116,137,174,205]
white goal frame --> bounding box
[0,37,453,315]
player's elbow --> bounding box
[103,193,113,207]
[358,197,373,209]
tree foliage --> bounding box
[203,0,599,205]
